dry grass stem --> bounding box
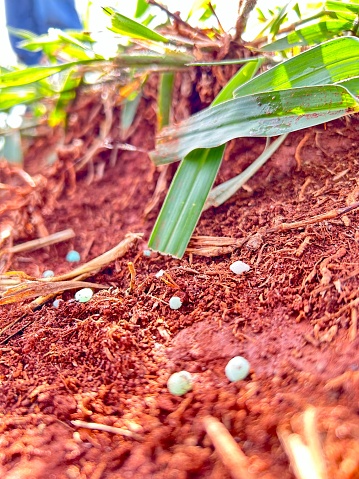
[202,416,257,479]
[186,201,359,257]
[268,201,359,232]
[302,407,328,479]
[50,232,143,282]
[349,307,358,342]
[0,228,75,256]
[71,420,142,440]
[0,233,142,342]
[278,427,325,479]
[186,236,245,256]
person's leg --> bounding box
[4,0,42,64]
[4,0,82,65]
[42,0,82,30]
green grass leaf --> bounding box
[103,6,169,43]
[262,17,354,51]
[148,146,225,257]
[236,37,359,96]
[0,60,97,88]
[135,0,150,18]
[148,60,262,258]
[152,84,359,164]
[262,1,359,51]
[0,87,41,110]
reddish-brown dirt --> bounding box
[1,97,359,477]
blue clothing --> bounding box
[5,0,82,64]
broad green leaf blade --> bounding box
[103,6,169,43]
[204,134,287,210]
[149,60,262,258]
[338,76,359,96]
[236,37,359,97]
[0,87,41,110]
[151,85,359,164]
[326,0,359,16]
[135,0,150,18]
[262,16,354,50]
[148,146,225,258]
[0,60,96,88]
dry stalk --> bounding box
[0,228,75,257]
[186,200,359,257]
[0,233,142,343]
[302,407,328,479]
[349,307,358,342]
[277,427,325,479]
[71,420,142,441]
[186,235,246,257]
[202,416,257,479]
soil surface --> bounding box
[1,97,359,478]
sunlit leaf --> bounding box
[262,1,359,50]
[135,0,150,18]
[103,6,169,43]
[262,17,354,50]
[152,85,359,164]
[0,86,41,110]
[256,8,267,23]
[293,3,301,19]
[326,0,359,16]
[270,1,291,36]
[237,37,359,96]
[0,60,97,88]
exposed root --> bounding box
[295,132,312,171]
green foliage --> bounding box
[262,1,359,50]
[2,2,359,259]
[149,36,359,257]
[135,0,150,19]
[152,37,359,164]
[103,6,170,43]
[148,60,262,258]
[153,83,358,164]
